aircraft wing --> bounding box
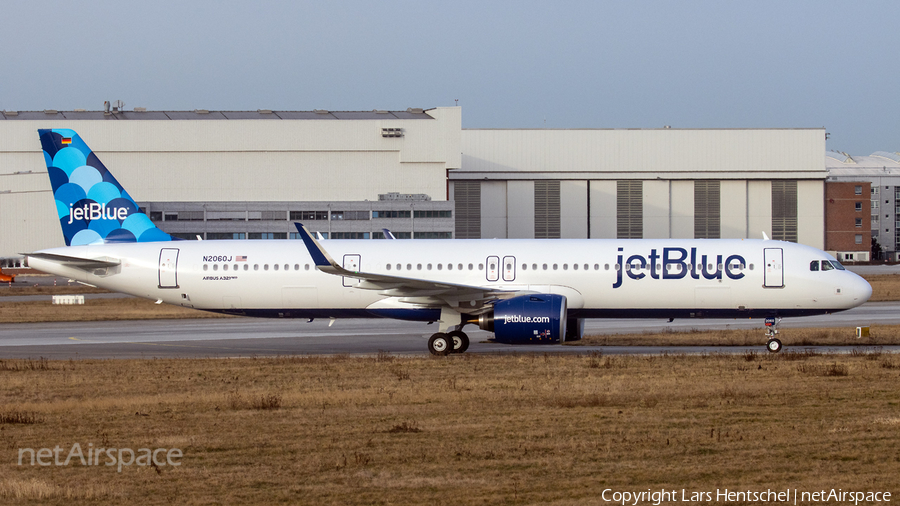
[294,223,523,311]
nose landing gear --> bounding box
[764,317,782,353]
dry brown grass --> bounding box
[577,325,900,347]
[0,353,898,505]
[0,298,231,323]
[864,274,900,301]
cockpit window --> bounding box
[810,261,819,271]
[831,260,846,270]
[821,260,834,271]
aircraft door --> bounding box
[502,256,516,282]
[343,254,361,287]
[486,256,500,282]
[763,248,784,288]
[158,248,179,289]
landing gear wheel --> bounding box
[447,330,470,354]
[428,333,453,356]
[766,338,782,354]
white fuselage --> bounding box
[27,238,872,322]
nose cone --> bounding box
[847,272,873,307]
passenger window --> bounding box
[386,264,392,270]
[244,264,249,271]
[213,264,218,271]
[417,264,422,270]
[203,264,208,271]
[447,264,453,270]
[274,264,279,271]
[468,263,473,270]
[478,264,484,270]
[305,264,310,270]
[264,264,269,271]
[532,264,537,270]
[233,264,238,271]
[284,264,289,271]
[254,264,259,271]
[427,263,432,270]
[563,264,568,270]
[522,264,527,270]
[458,264,463,270]
[223,264,228,271]
[604,264,609,270]
[437,264,442,270]
[542,264,548,270]
[408,264,413,270]
[810,261,819,271]
[294,264,299,270]
[396,264,401,270]
[585,264,590,271]
[553,264,558,270]
[573,264,578,270]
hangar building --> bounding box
[0,106,826,261]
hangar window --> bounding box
[694,181,721,239]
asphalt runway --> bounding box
[0,302,898,359]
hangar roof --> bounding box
[0,108,434,121]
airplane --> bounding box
[25,129,872,355]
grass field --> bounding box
[0,353,898,505]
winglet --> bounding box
[382,228,396,240]
[294,223,338,268]
[762,231,770,241]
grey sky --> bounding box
[1,0,896,154]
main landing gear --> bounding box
[764,317,782,353]
[428,329,470,356]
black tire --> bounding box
[447,330,470,354]
[766,338,782,353]
[428,333,452,356]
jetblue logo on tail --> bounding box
[38,129,172,246]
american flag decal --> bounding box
[236,255,247,261]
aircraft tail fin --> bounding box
[38,129,172,246]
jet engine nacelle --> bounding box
[477,294,567,344]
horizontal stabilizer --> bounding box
[24,252,120,270]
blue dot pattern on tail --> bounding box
[38,128,172,246]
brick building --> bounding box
[824,181,871,261]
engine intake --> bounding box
[476,294,567,344]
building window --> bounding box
[331,232,370,239]
[771,181,797,242]
[855,234,863,244]
[207,232,246,240]
[330,211,369,220]
[413,210,452,218]
[855,185,862,195]
[617,180,643,239]
[534,180,561,239]
[248,232,287,239]
[372,210,411,219]
[150,212,163,222]
[290,211,328,221]
[694,181,720,239]
[855,218,862,228]
[414,232,452,239]
[454,181,481,239]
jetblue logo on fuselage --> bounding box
[613,247,747,289]
[67,203,128,224]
